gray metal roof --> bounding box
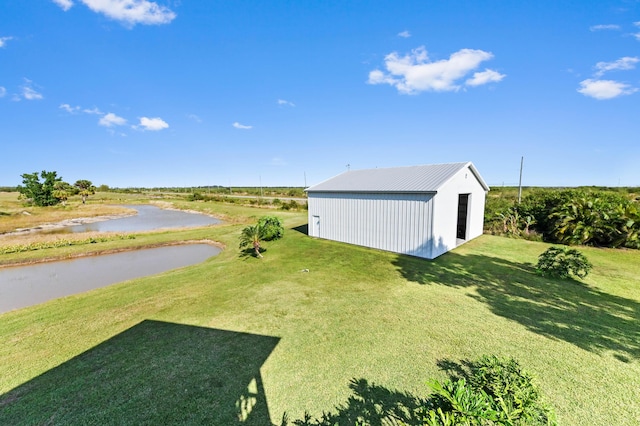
[306,162,489,193]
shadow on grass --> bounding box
[289,378,426,426]
[239,247,268,259]
[0,320,280,425]
[393,251,640,361]
[291,224,308,235]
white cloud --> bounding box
[21,80,43,100]
[83,107,103,114]
[61,103,104,115]
[99,112,127,127]
[577,79,638,100]
[589,24,620,31]
[277,99,295,107]
[466,69,506,86]
[0,36,13,48]
[398,30,411,38]
[52,0,74,11]
[594,56,639,76]
[80,0,176,26]
[23,87,43,100]
[0,87,6,97]
[634,22,640,41]
[137,116,169,130]
[368,46,501,94]
[232,122,252,129]
[187,113,202,122]
[60,103,81,113]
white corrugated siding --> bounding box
[307,192,435,258]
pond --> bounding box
[59,204,221,233]
[0,244,221,314]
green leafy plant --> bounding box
[420,356,555,425]
[238,216,284,258]
[466,355,553,424]
[484,188,640,249]
[17,170,65,207]
[536,246,592,279]
[283,356,555,426]
[257,215,284,241]
[239,223,267,258]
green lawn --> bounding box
[1,204,639,424]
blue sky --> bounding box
[1,0,639,188]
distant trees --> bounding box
[52,181,75,205]
[74,179,96,204]
[17,171,64,206]
[17,171,97,207]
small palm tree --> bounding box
[239,224,267,258]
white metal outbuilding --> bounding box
[305,162,490,259]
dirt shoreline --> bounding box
[1,212,137,237]
[0,239,226,269]
[1,202,221,237]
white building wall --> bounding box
[431,166,487,258]
[307,192,436,258]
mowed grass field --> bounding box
[0,198,639,424]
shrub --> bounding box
[485,188,640,250]
[466,355,553,424]
[420,355,555,425]
[283,355,555,426]
[536,246,592,279]
[257,215,284,241]
[187,192,204,201]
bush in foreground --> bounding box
[284,355,555,426]
[536,246,592,279]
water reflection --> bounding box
[0,244,221,313]
[61,205,221,233]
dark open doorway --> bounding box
[456,194,470,240]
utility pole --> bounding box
[518,156,524,204]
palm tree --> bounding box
[52,181,73,206]
[74,179,96,204]
[239,224,267,258]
